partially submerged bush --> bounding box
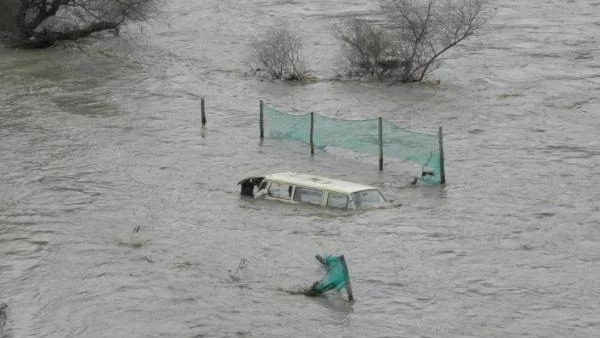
[250,22,308,81]
[335,18,400,80]
[336,0,489,82]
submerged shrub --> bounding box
[250,22,308,81]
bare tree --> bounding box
[335,18,400,80]
[0,0,157,48]
[336,0,488,82]
[250,22,308,81]
[385,0,488,82]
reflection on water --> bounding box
[1,0,600,337]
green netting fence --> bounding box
[260,103,445,184]
[314,255,350,293]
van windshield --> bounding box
[351,189,386,208]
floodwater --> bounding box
[1,0,599,337]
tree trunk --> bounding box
[18,21,121,48]
[15,0,30,40]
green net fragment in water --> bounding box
[263,104,442,184]
[314,255,350,294]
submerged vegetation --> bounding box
[249,0,489,83]
[337,0,489,82]
[0,0,157,48]
[0,0,489,84]
[249,21,309,82]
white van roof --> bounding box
[264,172,378,195]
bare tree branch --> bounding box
[3,0,156,47]
[335,18,399,80]
[335,0,489,82]
[250,22,309,81]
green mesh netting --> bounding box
[314,255,350,294]
[263,104,442,184]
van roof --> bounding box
[264,172,378,195]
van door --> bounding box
[292,187,324,206]
[266,182,294,201]
[326,191,350,209]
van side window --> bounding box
[351,189,386,208]
[293,187,323,205]
[268,182,291,199]
[327,192,348,209]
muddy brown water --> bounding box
[1,1,599,337]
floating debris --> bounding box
[117,239,144,248]
[228,258,248,282]
[315,254,327,267]
[305,255,354,302]
[281,255,354,302]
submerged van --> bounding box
[238,172,390,210]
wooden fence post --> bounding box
[259,100,264,139]
[310,112,314,155]
[201,98,206,126]
[439,126,446,184]
[340,255,354,302]
[379,117,383,171]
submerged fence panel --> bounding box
[261,104,444,184]
[263,104,311,143]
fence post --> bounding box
[439,126,446,184]
[201,98,206,126]
[379,117,383,171]
[310,112,314,155]
[259,100,264,139]
[340,255,354,302]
